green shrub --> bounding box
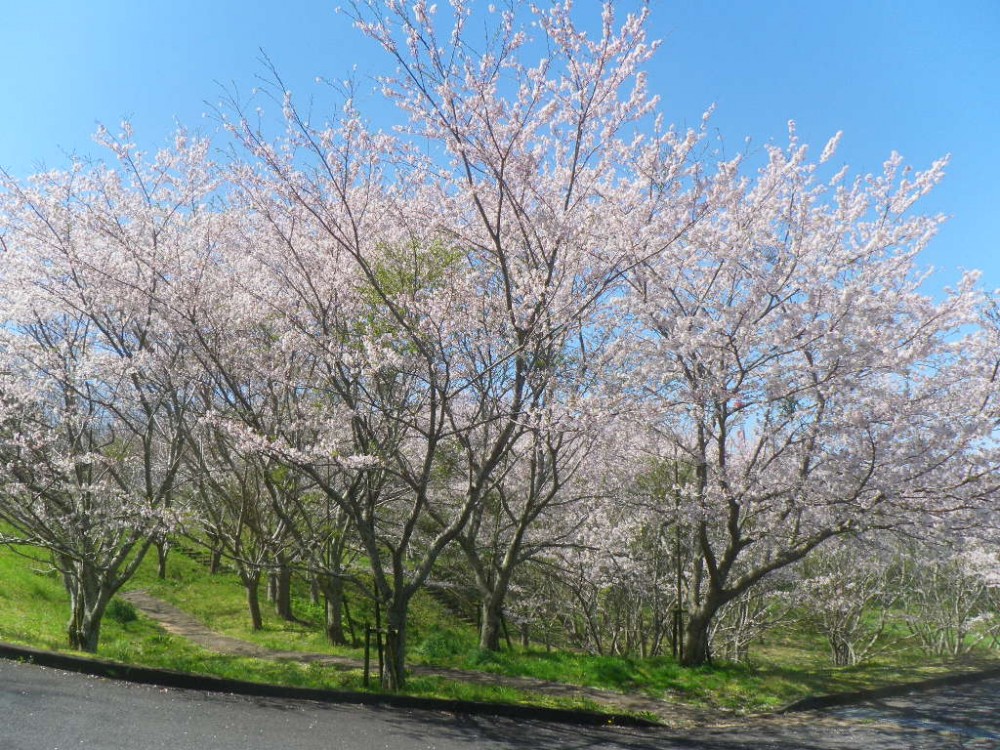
[107,598,138,626]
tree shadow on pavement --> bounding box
[370,704,988,750]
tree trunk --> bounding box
[68,605,104,652]
[156,541,169,580]
[829,634,855,666]
[243,571,263,631]
[479,594,505,652]
[681,578,740,667]
[681,610,713,667]
[209,546,222,575]
[318,575,347,646]
[65,568,112,653]
[326,594,346,646]
[382,601,407,691]
[273,562,294,621]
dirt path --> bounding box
[121,590,716,726]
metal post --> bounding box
[672,607,678,659]
[674,451,684,663]
[673,606,684,662]
[363,624,371,688]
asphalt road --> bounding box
[2,659,998,749]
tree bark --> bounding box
[156,541,169,580]
[68,605,104,652]
[243,571,263,631]
[479,593,505,652]
[209,546,222,575]
[682,583,734,667]
[317,575,347,646]
[273,561,294,621]
[62,556,118,653]
[382,601,408,690]
[66,576,111,653]
[681,609,713,667]
[829,635,855,666]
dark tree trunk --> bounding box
[243,572,263,631]
[326,594,346,646]
[318,575,347,646]
[681,610,713,667]
[209,546,222,575]
[67,583,111,653]
[476,565,517,653]
[203,530,224,574]
[382,601,407,691]
[681,583,743,666]
[156,541,169,580]
[273,562,294,621]
[829,635,854,667]
[479,595,505,652]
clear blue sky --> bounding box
[2,1,997,292]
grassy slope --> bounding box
[2,542,996,715]
[0,544,70,651]
[0,545,602,713]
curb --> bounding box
[0,641,660,728]
[781,664,1000,713]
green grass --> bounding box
[131,550,355,656]
[410,642,997,713]
[0,544,72,651]
[2,541,997,717]
[0,544,617,715]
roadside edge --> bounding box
[0,640,660,728]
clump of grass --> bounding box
[413,628,476,662]
[107,598,138,626]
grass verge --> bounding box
[2,542,996,717]
[0,543,617,716]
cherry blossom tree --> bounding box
[205,182,453,689]
[796,537,902,666]
[145,192,360,637]
[0,127,212,651]
[898,539,1000,657]
[2,0,995,680]
[182,420,295,631]
[449,359,617,651]
[621,128,993,666]
[217,0,703,687]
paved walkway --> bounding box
[121,590,714,726]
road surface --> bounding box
[1,659,997,749]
